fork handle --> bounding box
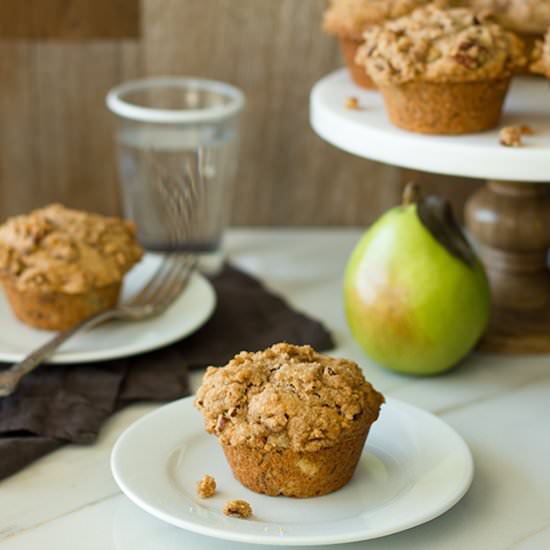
[0,308,119,397]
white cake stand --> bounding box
[310,69,550,354]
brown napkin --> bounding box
[0,264,333,480]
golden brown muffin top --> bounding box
[323,0,434,39]
[356,5,525,85]
[195,343,384,453]
[0,204,143,294]
[464,0,550,35]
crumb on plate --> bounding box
[197,474,216,498]
[345,96,360,110]
[499,124,534,147]
[223,499,253,519]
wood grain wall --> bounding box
[0,0,480,226]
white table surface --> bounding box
[1,229,549,550]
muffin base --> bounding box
[339,38,376,90]
[223,429,370,498]
[2,281,121,331]
[379,79,510,135]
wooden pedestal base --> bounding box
[465,181,550,354]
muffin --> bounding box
[530,29,550,78]
[322,0,434,88]
[0,204,143,330]
[356,5,525,134]
[461,0,550,70]
[195,343,384,498]
[463,0,550,35]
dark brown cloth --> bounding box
[0,264,333,480]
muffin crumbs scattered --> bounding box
[223,499,253,519]
[196,474,216,498]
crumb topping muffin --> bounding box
[531,29,550,76]
[465,0,550,35]
[0,204,143,330]
[323,0,433,39]
[322,0,441,89]
[0,204,142,294]
[196,343,384,498]
[356,5,525,85]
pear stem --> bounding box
[402,182,420,206]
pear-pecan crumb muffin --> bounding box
[322,0,436,89]
[460,0,550,71]
[464,0,550,35]
[195,343,384,498]
[356,5,525,134]
[531,29,550,78]
[0,204,143,330]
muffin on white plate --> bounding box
[195,343,385,498]
[0,204,143,330]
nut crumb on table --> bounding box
[197,474,216,498]
[223,499,253,519]
[499,125,533,147]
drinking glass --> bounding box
[107,77,244,261]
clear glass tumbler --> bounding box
[106,77,244,257]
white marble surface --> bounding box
[1,229,549,549]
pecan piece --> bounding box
[223,499,252,519]
[196,474,216,498]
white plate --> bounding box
[111,396,473,547]
[311,71,550,182]
[0,254,216,364]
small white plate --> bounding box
[111,396,473,547]
[0,254,216,364]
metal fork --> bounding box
[0,253,196,397]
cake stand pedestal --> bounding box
[310,70,550,354]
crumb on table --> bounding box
[197,474,216,498]
[345,96,360,110]
[223,499,253,519]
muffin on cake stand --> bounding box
[310,70,550,354]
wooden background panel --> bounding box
[0,0,480,226]
[141,0,405,226]
[0,41,140,217]
[0,0,140,40]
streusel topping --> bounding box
[0,204,143,293]
[323,0,434,39]
[466,0,550,35]
[356,5,525,85]
[195,343,384,453]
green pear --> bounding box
[344,186,490,375]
